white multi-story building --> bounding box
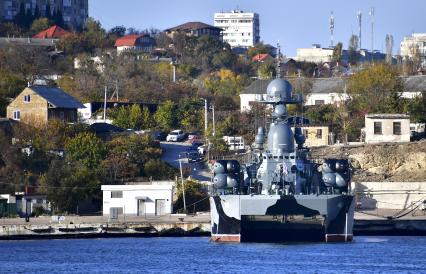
[400,33,426,68]
[214,9,260,48]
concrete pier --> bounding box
[0,214,211,240]
[1,210,426,240]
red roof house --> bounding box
[33,25,70,39]
[115,34,154,54]
[252,53,272,62]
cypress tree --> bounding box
[14,2,26,27]
[34,5,40,19]
[45,4,51,20]
[55,10,64,28]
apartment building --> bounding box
[0,0,88,30]
[214,9,260,48]
[400,33,426,68]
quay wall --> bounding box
[352,182,426,210]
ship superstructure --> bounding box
[210,78,355,242]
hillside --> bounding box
[311,140,426,182]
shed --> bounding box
[101,182,175,218]
[364,114,411,144]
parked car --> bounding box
[166,130,185,142]
[151,131,167,141]
[188,141,204,151]
[186,151,203,163]
[198,144,208,155]
[187,131,201,141]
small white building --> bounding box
[296,44,334,64]
[102,182,174,218]
[364,114,410,144]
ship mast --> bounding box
[276,43,281,79]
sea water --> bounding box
[1,236,425,273]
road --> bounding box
[160,141,212,182]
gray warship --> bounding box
[210,78,355,243]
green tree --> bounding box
[154,100,176,130]
[177,98,203,131]
[0,71,26,116]
[348,35,359,65]
[41,160,104,213]
[349,63,404,114]
[173,180,209,213]
[30,17,50,35]
[333,42,343,62]
[141,107,154,129]
[65,132,106,168]
[112,106,130,129]
[129,104,143,129]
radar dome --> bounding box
[266,79,292,101]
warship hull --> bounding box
[210,194,355,243]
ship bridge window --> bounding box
[273,156,278,159]
[263,156,267,159]
[290,156,295,159]
[268,155,272,159]
[285,156,289,159]
[279,156,283,159]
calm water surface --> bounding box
[1,236,425,273]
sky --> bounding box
[90,0,425,56]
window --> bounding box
[316,129,323,139]
[303,129,309,139]
[13,111,20,120]
[374,122,382,135]
[24,95,31,102]
[111,191,123,198]
[393,122,401,135]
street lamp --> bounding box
[211,104,215,136]
[178,154,186,212]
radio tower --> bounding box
[329,11,335,47]
[357,10,362,50]
[369,7,375,53]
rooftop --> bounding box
[33,25,70,39]
[29,86,85,109]
[115,34,150,47]
[365,114,410,119]
[165,21,221,32]
[252,54,271,62]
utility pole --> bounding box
[178,155,186,212]
[330,11,335,48]
[171,61,176,83]
[357,10,362,50]
[103,86,107,122]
